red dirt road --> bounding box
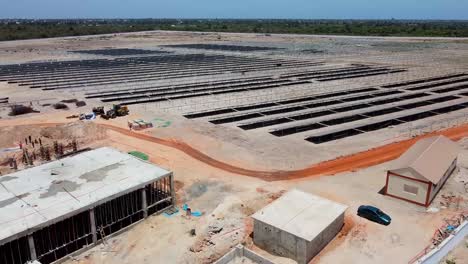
[99,123,468,181]
[3,120,467,181]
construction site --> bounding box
[0,31,468,264]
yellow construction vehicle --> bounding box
[115,105,129,116]
[101,105,129,120]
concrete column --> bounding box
[28,234,37,260]
[235,244,244,258]
[170,173,176,206]
[89,209,97,244]
[141,188,148,218]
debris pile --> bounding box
[61,99,79,104]
[409,212,468,263]
[431,212,467,246]
[75,101,86,107]
[129,119,153,130]
[187,195,246,263]
[8,104,38,116]
[52,103,69,110]
[439,193,465,210]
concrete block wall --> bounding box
[306,212,345,261]
[254,212,345,264]
[253,220,308,264]
[214,244,275,264]
[214,246,238,264]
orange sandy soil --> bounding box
[1,113,468,181]
[2,114,466,264]
[102,123,468,180]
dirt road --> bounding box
[99,123,468,181]
[3,120,468,181]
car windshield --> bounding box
[376,209,385,216]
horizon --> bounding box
[2,18,468,22]
[1,0,467,20]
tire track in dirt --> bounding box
[99,123,468,181]
[3,121,468,181]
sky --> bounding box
[0,0,467,20]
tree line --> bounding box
[1,19,467,41]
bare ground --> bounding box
[0,119,466,264]
[1,31,468,264]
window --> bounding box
[403,184,419,195]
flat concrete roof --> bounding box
[0,147,171,244]
[252,189,347,242]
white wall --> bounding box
[254,214,344,264]
[429,159,457,202]
[417,221,468,264]
[253,220,308,264]
[306,212,344,262]
[387,174,429,205]
[214,244,275,264]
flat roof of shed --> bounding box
[252,189,347,242]
[0,147,171,244]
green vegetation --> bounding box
[128,151,149,161]
[1,19,468,41]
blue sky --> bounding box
[0,0,467,20]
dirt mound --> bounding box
[42,122,105,141]
[0,121,106,148]
[8,105,38,116]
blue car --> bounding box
[357,205,391,226]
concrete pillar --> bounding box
[28,234,37,260]
[170,173,176,206]
[89,209,97,244]
[235,244,244,258]
[141,188,148,218]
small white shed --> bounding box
[252,189,347,264]
[385,135,460,207]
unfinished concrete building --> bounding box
[385,135,460,207]
[252,189,347,264]
[0,147,174,264]
[214,244,275,264]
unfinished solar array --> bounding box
[0,54,319,90]
[70,48,171,56]
[0,176,173,264]
[185,73,468,144]
[4,45,464,146]
[83,64,403,104]
[0,54,404,105]
[163,44,282,52]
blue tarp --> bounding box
[182,204,203,217]
[163,207,180,218]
